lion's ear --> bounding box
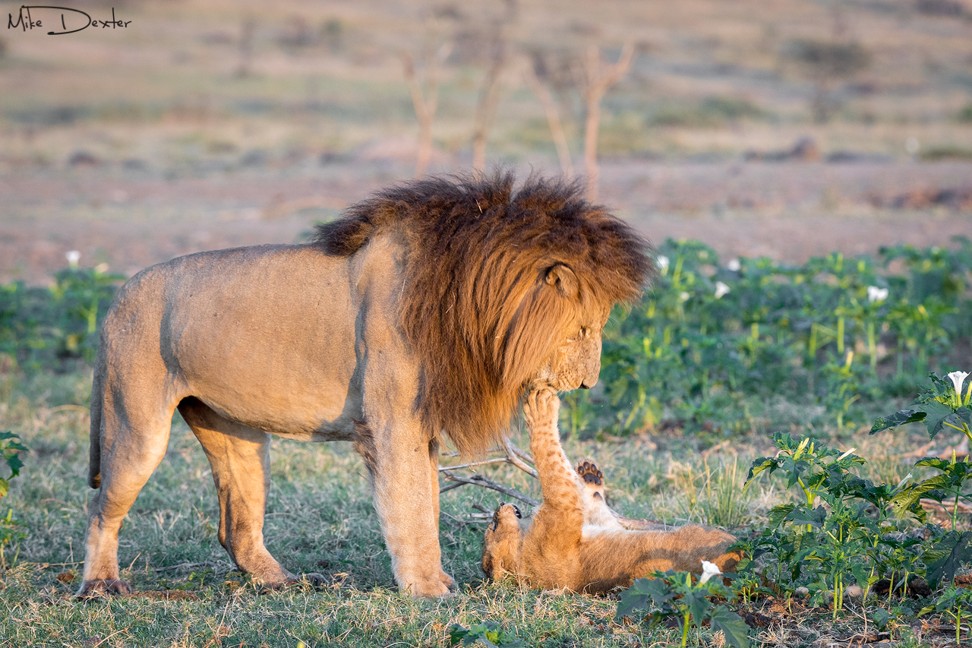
[544,264,579,300]
[497,266,576,392]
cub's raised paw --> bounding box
[576,460,604,486]
[524,388,559,426]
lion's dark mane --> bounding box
[314,172,653,454]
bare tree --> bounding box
[469,0,518,172]
[401,42,453,177]
[581,43,635,202]
[782,2,870,123]
[235,17,256,78]
[524,53,575,177]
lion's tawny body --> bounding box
[78,174,653,598]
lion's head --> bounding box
[315,172,653,454]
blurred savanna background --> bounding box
[1,0,971,284]
[2,1,972,646]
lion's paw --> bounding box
[292,572,328,589]
[576,460,604,486]
[75,578,133,599]
[402,574,455,598]
[439,569,457,591]
[255,572,328,593]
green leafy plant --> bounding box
[871,371,972,589]
[0,431,26,499]
[617,566,750,648]
[0,265,123,371]
[744,432,923,616]
[872,370,971,535]
[0,430,28,569]
[449,621,526,647]
[561,239,971,442]
[919,582,972,645]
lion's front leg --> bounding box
[358,422,453,597]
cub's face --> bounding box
[481,503,526,579]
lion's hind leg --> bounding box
[178,398,319,589]
[77,389,175,598]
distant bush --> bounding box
[920,145,972,161]
[783,37,871,122]
[915,0,966,17]
[784,39,871,80]
[957,103,972,123]
[647,96,766,128]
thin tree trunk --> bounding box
[582,43,635,202]
[401,43,452,177]
[524,66,574,177]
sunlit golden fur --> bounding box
[482,389,741,594]
[77,173,653,599]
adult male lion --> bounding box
[77,173,652,598]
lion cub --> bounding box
[481,388,740,594]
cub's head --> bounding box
[481,503,527,580]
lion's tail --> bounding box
[88,366,103,489]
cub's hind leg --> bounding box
[575,460,663,532]
[178,398,317,588]
[576,461,622,530]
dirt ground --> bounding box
[2,157,969,285]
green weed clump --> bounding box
[569,236,972,441]
[0,265,122,371]
[617,567,749,648]
[0,430,27,568]
[618,371,972,645]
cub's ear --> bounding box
[544,263,579,299]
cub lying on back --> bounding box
[481,388,740,594]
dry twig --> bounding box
[439,471,539,508]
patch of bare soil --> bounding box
[1,158,970,284]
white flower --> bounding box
[948,371,969,403]
[700,560,722,584]
[656,255,670,274]
[679,291,690,303]
[837,447,856,461]
[714,281,730,299]
[894,473,913,492]
[866,286,888,303]
[727,258,741,272]
[66,250,81,268]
